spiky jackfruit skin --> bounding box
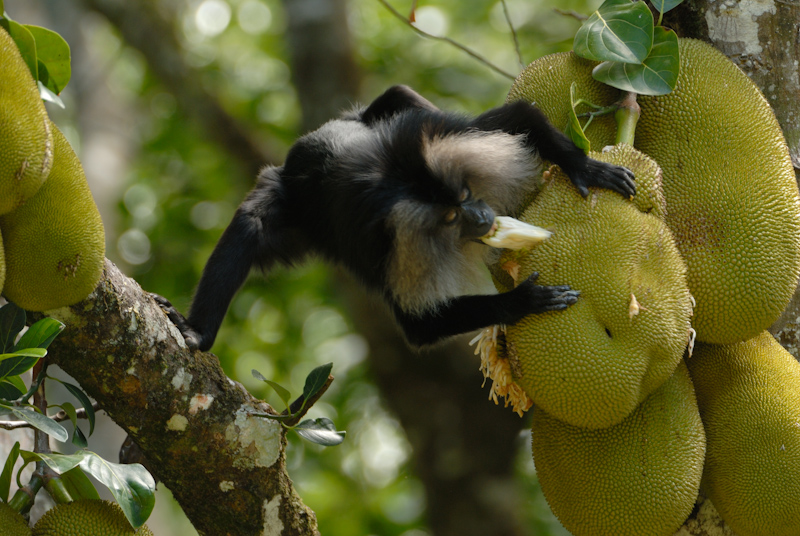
[503,153,692,429]
[32,500,153,536]
[686,332,800,536]
[0,501,32,536]
[0,123,105,311]
[507,51,618,150]
[532,361,705,536]
[0,27,53,215]
[508,39,800,345]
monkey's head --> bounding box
[383,128,542,313]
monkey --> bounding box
[154,85,635,350]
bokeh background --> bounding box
[5,1,599,534]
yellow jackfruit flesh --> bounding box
[502,148,692,429]
[0,123,105,311]
[32,500,153,536]
[532,361,705,536]
[686,332,800,536]
[0,27,53,215]
[508,39,800,345]
[0,501,32,536]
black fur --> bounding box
[155,85,635,350]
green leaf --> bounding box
[592,27,680,96]
[565,83,591,153]
[0,404,69,442]
[0,441,20,502]
[72,425,88,448]
[574,0,653,64]
[294,418,345,447]
[22,450,156,527]
[61,466,100,501]
[0,19,37,79]
[0,353,42,380]
[61,382,95,436]
[14,318,64,351]
[0,348,46,363]
[0,303,25,353]
[265,382,291,409]
[24,25,70,94]
[0,376,26,400]
[651,0,684,14]
[302,363,332,401]
[77,452,155,528]
[19,451,82,473]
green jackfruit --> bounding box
[686,332,800,536]
[508,39,800,345]
[0,123,105,311]
[32,500,152,536]
[0,501,32,536]
[0,27,53,215]
[501,147,692,429]
[532,361,705,536]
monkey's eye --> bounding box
[459,188,470,202]
[443,208,459,224]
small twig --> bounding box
[377,0,516,80]
[500,0,525,70]
[554,8,588,21]
[0,403,101,431]
[15,360,49,405]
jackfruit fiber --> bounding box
[0,500,32,536]
[686,332,800,536]
[508,38,800,345]
[502,150,692,429]
[32,500,153,536]
[531,361,705,536]
[0,122,105,311]
[0,27,53,215]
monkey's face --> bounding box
[442,187,495,240]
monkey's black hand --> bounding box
[568,159,636,199]
[512,272,580,317]
[150,293,202,350]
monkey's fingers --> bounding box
[572,160,636,199]
[150,293,201,350]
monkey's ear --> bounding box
[361,85,440,126]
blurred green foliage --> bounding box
[59,0,595,534]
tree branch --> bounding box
[35,260,318,536]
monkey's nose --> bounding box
[462,200,495,239]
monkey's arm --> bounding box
[155,211,263,351]
[392,274,579,347]
[473,102,636,199]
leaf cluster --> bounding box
[253,362,346,447]
[0,303,156,529]
[574,0,682,96]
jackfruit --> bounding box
[0,500,32,536]
[0,27,53,215]
[531,361,705,536]
[32,500,153,536]
[502,149,692,429]
[686,332,800,536]
[0,123,105,311]
[508,38,800,345]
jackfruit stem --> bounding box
[615,92,641,146]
